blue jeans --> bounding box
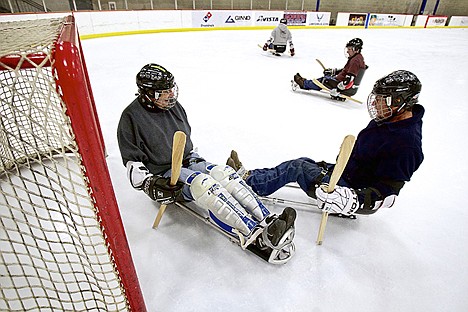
[303,76,338,91]
[246,157,334,197]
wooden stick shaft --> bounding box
[152,131,186,229]
[316,212,329,245]
[316,135,356,245]
[152,204,168,229]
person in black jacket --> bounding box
[117,63,296,263]
[228,70,424,217]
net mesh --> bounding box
[0,18,129,311]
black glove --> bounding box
[143,175,184,204]
[290,48,295,56]
[323,68,336,77]
[263,43,268,51]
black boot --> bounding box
[278,207,296,229]
[226,150,250,180]
[266,219,287,247]
[294,73,305,89]
[226,150,242,171]
[261,207,296,248]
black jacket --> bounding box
[117,99,194,175]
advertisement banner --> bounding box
[192,11,254,28]
[348,13,367,26]
[284,12,307,26]
[254,12,283,26]
[192,11,217,28]
[367,14,407,27]
[426,16,447,27]
[448,16,468,26]
[223,11,254,26]
[306,12,331,26]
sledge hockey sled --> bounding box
[174,201,296,264]
[291,79,363,104]
[257,44,292,57]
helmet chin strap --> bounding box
[392,105,413,122]
[384,103,413,123]
[395,103,406,115]
[136,91,159,111]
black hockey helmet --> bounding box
[346,38,363,52]
[280,18,287,25]
[367,70,421,122]
[136,63,178,110]
[137,63,174,91]
[373,70,421,108]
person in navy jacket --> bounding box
[228,70,424,216]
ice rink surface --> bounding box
[81,27,468,312]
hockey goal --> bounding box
[0,16,146,311]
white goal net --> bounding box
[0,17,145,311]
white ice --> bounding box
[81,27,468,312]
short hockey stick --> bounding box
[312,78,363,104]
[316,134,356,245]
[152,131,186,229]
[257,43,276,53]
[316,59,326,70]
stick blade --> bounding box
[316,58,326,70]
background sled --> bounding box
[292,79,361,104]
[311,78,363,104]
[257,43,279,55]
[291,79,339,101]
[258,43,292,56]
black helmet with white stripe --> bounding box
[367,70,421,122]
[136,63,179,110]
[346,38,363,52]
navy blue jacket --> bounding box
[343,104,424,199]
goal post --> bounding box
[0,16,146,311]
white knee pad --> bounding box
[207,164,270,221]
[187,172,257,236]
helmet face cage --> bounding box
[367,93,393,123]
[147,83,179,110]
